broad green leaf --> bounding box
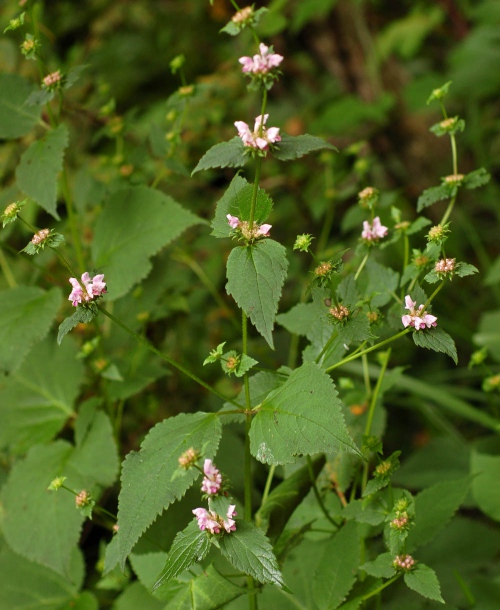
[57,306,97,345]
[416,184,449,212]
[361,260,399,308]
[404,564,444,603]
[221,370,284,423]
[407,476,470,551]
[312,521,360,610]
[112,412,222,570]
[0,546,81,610]
[0,73,42,138]
[226,239,288,348]
[273,134,337,161]
[152,521,211,591]
[0,337,83,454]
[192,137,247,174]
[342,499,386,526]
[256,455,326,541]
[360,552,396,578]
[0,286,61,374]
[114,582,166,610]
[471,437,500,521]
[211,175,273,238]
[0,408,118,574]
[464,167,490,189]
[167,565,245,610]
[72,591,99,610]
[276,303,317,336]
[16,124,69,219]
[250,362,361,465]
[92,186,204,300]
[412,327,458,364]
[218,520,287,589]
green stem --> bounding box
[326,329,410,373]
[0,247,17,288]
[362,353,371,395]
[261,465,275,506]
[248,158,262,231]
[425,280,445,309]
[354,251,369,281]
[306,455,338,528]
[96,304,244,409]
[360,575,400,602]
[315,329,338,365]
[60,169,85,273]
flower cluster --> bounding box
[235,114,281,151]
[68,272,107,307]
[239,43,283,76]
[192,505,237,535]
[31,228,50,245]
[329,304,350,322]
[434,258,455,277]
[361,216,388,242]
[227,214,271,240]
[42,70,62,89]
[401,295,437,330]
[201,459,222,495]
[178,447,200,470]
[393,554,415,571]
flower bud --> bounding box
[293,233,314,252]
[358,186,379,209]
[47,476,67,491]
[178,447,200,470]
[393,554,415,571]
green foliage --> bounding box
[16,124,68,219]
[92,186,204,300]
[192,137,247,174]
[272,134,337,161]
[226,239,288,348]
[471,438,500,521]
[0,286,61,374]
[58,303,98,344]
[250,362,361,464]
[412,327,458,364]
[404,564,444,603]
[111,413,222,570]
[0,73,42,138]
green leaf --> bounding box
[16,124,69,219]
[211,174,273,238]
[256,455,326,542]
[167,565,245,610]
[222,350,258,377]
[152,521,211,591]
[361,260,399,307]
[92,186,204,300]
[455,262,479,278]
[312,521,361,610]
[218,520,288,589]
[407,476,470,551]
[112,412,222,570]
[226,239,288,348]
[360,552,396,578]
[0,337,83,454]
[416,184,449,212]
[412,327,458,364]
[0,73,42,139]
[192,137,247,174]
[404,564,444,603]
[0,286,61,374]
[57,305,98,345]
[464,167,491,189]
[276,302,317,336]
[272,134,337,161]
[471,437,500,521]
[114,582,166,610]
[250,362,361,465]
[342,498,386,526]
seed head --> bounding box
[75,490,90,508]
[232,6,253,24]
[329,305,349,321]
[393,554,415,571]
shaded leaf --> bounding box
[192,137,247,174]
[0,73,42,139]
[273,134,337,161]
[412,327,458,364]
[404,564,444,603]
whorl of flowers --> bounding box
[239,43,283,75]
[227,214,271,240]
[68,272,107,307]
[192,505,237,535]
[361,216,388,242]
[200,459,222,495]
[234,114,281,151]
[401,295,437,331]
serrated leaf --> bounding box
[361,260,399,307]
[226,239,288,348]
[416,184,449,212]
[464,167,490,189]
[406,217,432,235]
[276,303,317,336]
[211,174,273,238]
[167,565,245,610]
[412,327,458,364]
[404,564,444,603]
[57,306,98,344]
[92,186,204,300]
[16,124,69,219]
[256,455,326,541]
[455,262,479,278]
[223,351,258,377]
[312,521,360,610]
[0,286,61,374]
[407,476,470,551]
[342,498,386,526]
[0,337,83,454]
[152,521,211,591]
[192,137,247,174]
[250,362,361,465]
[112,413,222,570]
[272,134,337,161]
[218,521,287,589]
[360,552,396,578]
[0,73,42,139]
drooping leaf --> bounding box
[0,73,42,139]
[272,134,337,161]
[0,337,83,454]
[211,174,273,238]
[312,521,361,610]
[464,167,490,189]
[412,327,458,364]
[92,186,204,300]
[192,137,247,174]
[112,412,222,570]
[360,552,396,579]
[0,286,61,374]
[250,362,361,465]
[218,520,288,589]
[226,239,288,348]
[404,564,444,603]
[152,521,211,591]
[16,124,69,219]
[407,476,470,551]
[57,305,98,345]
[416,184,450,212]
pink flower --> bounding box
[192,508,221,534]
[68,272,107,307]
[402,295,437,330]
[227,214,240,229]
[361,216,388,241]
[201,459,222,495]
[256,224,272,237]
[223,505,237,533]
[227,215,272,240]
[239,43,283,75]
[235,114,281,151]
[43,70,62,88]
